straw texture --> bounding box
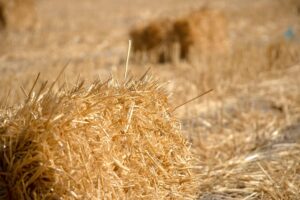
[0,75,198,199]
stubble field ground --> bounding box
[1,0,300,199]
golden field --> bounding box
[0,0,300,199]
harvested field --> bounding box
[0,0,300,199]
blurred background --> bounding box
[0,0,299,105]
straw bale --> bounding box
[171,8,229,61]
[0,0,36,31]
[129,8,229,63]
[0,2,5,30]
[0,75,198,199]
[129,19,173,63]
[266,40,300,69]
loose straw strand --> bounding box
[124,40,132,80]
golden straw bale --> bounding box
[0,2,5,30]
[171,8,229,61]
[129,8,229,63]
[171,18,195,60]
[0,0,36,31]
[130,19,173,63]
[0,75,198,199]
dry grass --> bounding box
[0,73,199,199]
[179,47,300,199]
[197,144,300,199]
[192,75,300,199]
[266,40,300,69]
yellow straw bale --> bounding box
[0,0,36,31]
[130,19,173,63]
[0,2,5,30]
[0,74,198,199]
[171,8,229,60]
[129,8,229,63]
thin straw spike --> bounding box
[124,40,132,80]
[139,67,152,81]
[171,89,213,112]
[48,60,70,92]
[20,85,28,98]
[25,72,40,103]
